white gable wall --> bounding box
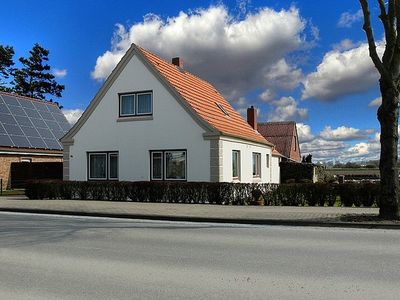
[68,54,210,181]
[220,136,276,183]
[271,156,281,184]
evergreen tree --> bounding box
[13,43,64,100]
[0,45,15,92]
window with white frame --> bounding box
[253,152,261,177]
[119,91,152,117]
[232,150,240,179]
[88,152,118,180]
[150,150,186,180]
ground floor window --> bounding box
[252,152,261,177]
[232,150,240,180]
[150,150,187,180]
[88,152,118,180]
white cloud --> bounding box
[259,89,275,102]
[302,41,383,101]
[62,109,84,125]
[368,97,382,107]
[320,126,374,141]
[267,96,308,122]
[332,39,360,51]
[53,68,67,78]
[337,9,363,28]
[91,5,309,99]
[296,123,314,142]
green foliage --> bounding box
[0,45,15,92]
[13,43,64,100]
[24,181,380,208]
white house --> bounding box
[61,44,281,183]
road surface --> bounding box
[0,212,399,299]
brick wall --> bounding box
[0,155,62,190]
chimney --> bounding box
[247,106,257,130]
[172,57,184,68]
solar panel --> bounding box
[0,93,71,150]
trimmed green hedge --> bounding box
[25,180,380,207]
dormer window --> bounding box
[216,102,229,116]
[119,91,152,117]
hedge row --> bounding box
[25,180,380,207]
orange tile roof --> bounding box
[137,46,272,146]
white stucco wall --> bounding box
[220,137,277,183]
[271,156,281,184]
[67,54,210,182]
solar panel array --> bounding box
[0,93,71,150]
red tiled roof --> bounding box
[258,122,297,159]
[137,46,272,146]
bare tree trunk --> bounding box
[378,78,400,219]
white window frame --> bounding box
[88,153,107,180]
[164,150,187,181]
[119,94,136,117]
[136,92,153,116]
[266,154,270,168]
[232,150,241,180]
[252,152,261,178]
[108,153,119,180]
[151,151,163,181]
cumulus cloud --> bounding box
[296,123,314,142]
[259,89,275,102]
[332,39,360,51]
[337,9,363,28]
[62,109,84,125]
[91,5,309,99]
[368,97,382,107]
[320,126,374,141]
[267,96,308,122]
[52,68,67,78]
[302,41,383,101]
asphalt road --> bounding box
[0,212,399,300]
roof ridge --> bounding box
[0,91,59,106]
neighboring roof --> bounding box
[62,43,272,147]
[0,91,70,151]
[258,121,297,159]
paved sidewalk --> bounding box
[0,196,398,229]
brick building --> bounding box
[0,92,70,189]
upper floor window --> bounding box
[119,91,152,117]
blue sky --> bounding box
[1,0,386,162]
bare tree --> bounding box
[360,0,399,219]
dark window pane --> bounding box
[18,98,35,109]
[165,151,186,180]
[43,138,61,150]
[30,118,47,128]
[20,126,40,137]
[27,137,46,148]
[120,95,135,115]
[232,151,240,178]
[89,154,107,179]
[37,127,54,139]
[152,152,162,179]
[3,124,23,136]
[0,113,16,125]
[10,135,31,148]
[15,115,32,127]
[39,110,55,120]
[137,93,152,114]
[24,108,41,119]
[109,154,118,179]
[0,134,14,146]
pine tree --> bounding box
[13,43,64,100]
[0,45,15,92]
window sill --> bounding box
[252,177,261,183]
[117,115,153,122]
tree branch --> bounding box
[392,0,400,79]
[380,0,396,65]
[360,0,392,82]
